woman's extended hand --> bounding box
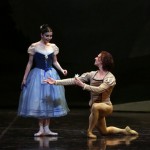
[43,77,56,84]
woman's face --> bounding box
[41,31,53,44]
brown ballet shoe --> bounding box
[87,131,97,138]
[125,126,138,135]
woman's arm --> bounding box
[21,54,34,86]
[53,55,67,76]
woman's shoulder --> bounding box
[50,43,56,46]
[27,42,42,55]
[29,42,39,48]
[50,43,59,55]
[50,43,58,48]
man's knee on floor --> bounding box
[100,129,108,135]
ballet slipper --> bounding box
[44,125,58,136]
[87,131,97,138]
[44,130,58,136]
[34,131,44,137]
[125,126,138,135]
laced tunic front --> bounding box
[18,42,69,118]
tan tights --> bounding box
[88,103,126,136]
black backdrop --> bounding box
[0,0,150,108]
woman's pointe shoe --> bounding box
[87,131,97,138]
[125,126,138,135]
[34,131,44,137]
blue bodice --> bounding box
[34,52,53,71]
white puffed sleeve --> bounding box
[51,44,59,55]
[27,43,36,55]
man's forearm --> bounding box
[55,78,75,85]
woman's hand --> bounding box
[21,79,26,89]
[62,69,68,76]
[74,77,84,88]
[43,77,56,84]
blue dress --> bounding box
[18,42,69,118]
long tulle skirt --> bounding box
[18,67,69,118]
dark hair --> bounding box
[40,24,52,34]
[100,51,114,71]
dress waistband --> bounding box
[35,66,52,72]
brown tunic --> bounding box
[55,71,116,106]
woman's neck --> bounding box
[40,40,49,46]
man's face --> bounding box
[94,53,102,66]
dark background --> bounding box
[0,0,150,109]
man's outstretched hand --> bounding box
[43,77,56,84]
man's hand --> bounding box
[74,77,84,88]
[43,77,56,84]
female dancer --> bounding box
[18,24,69,136]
